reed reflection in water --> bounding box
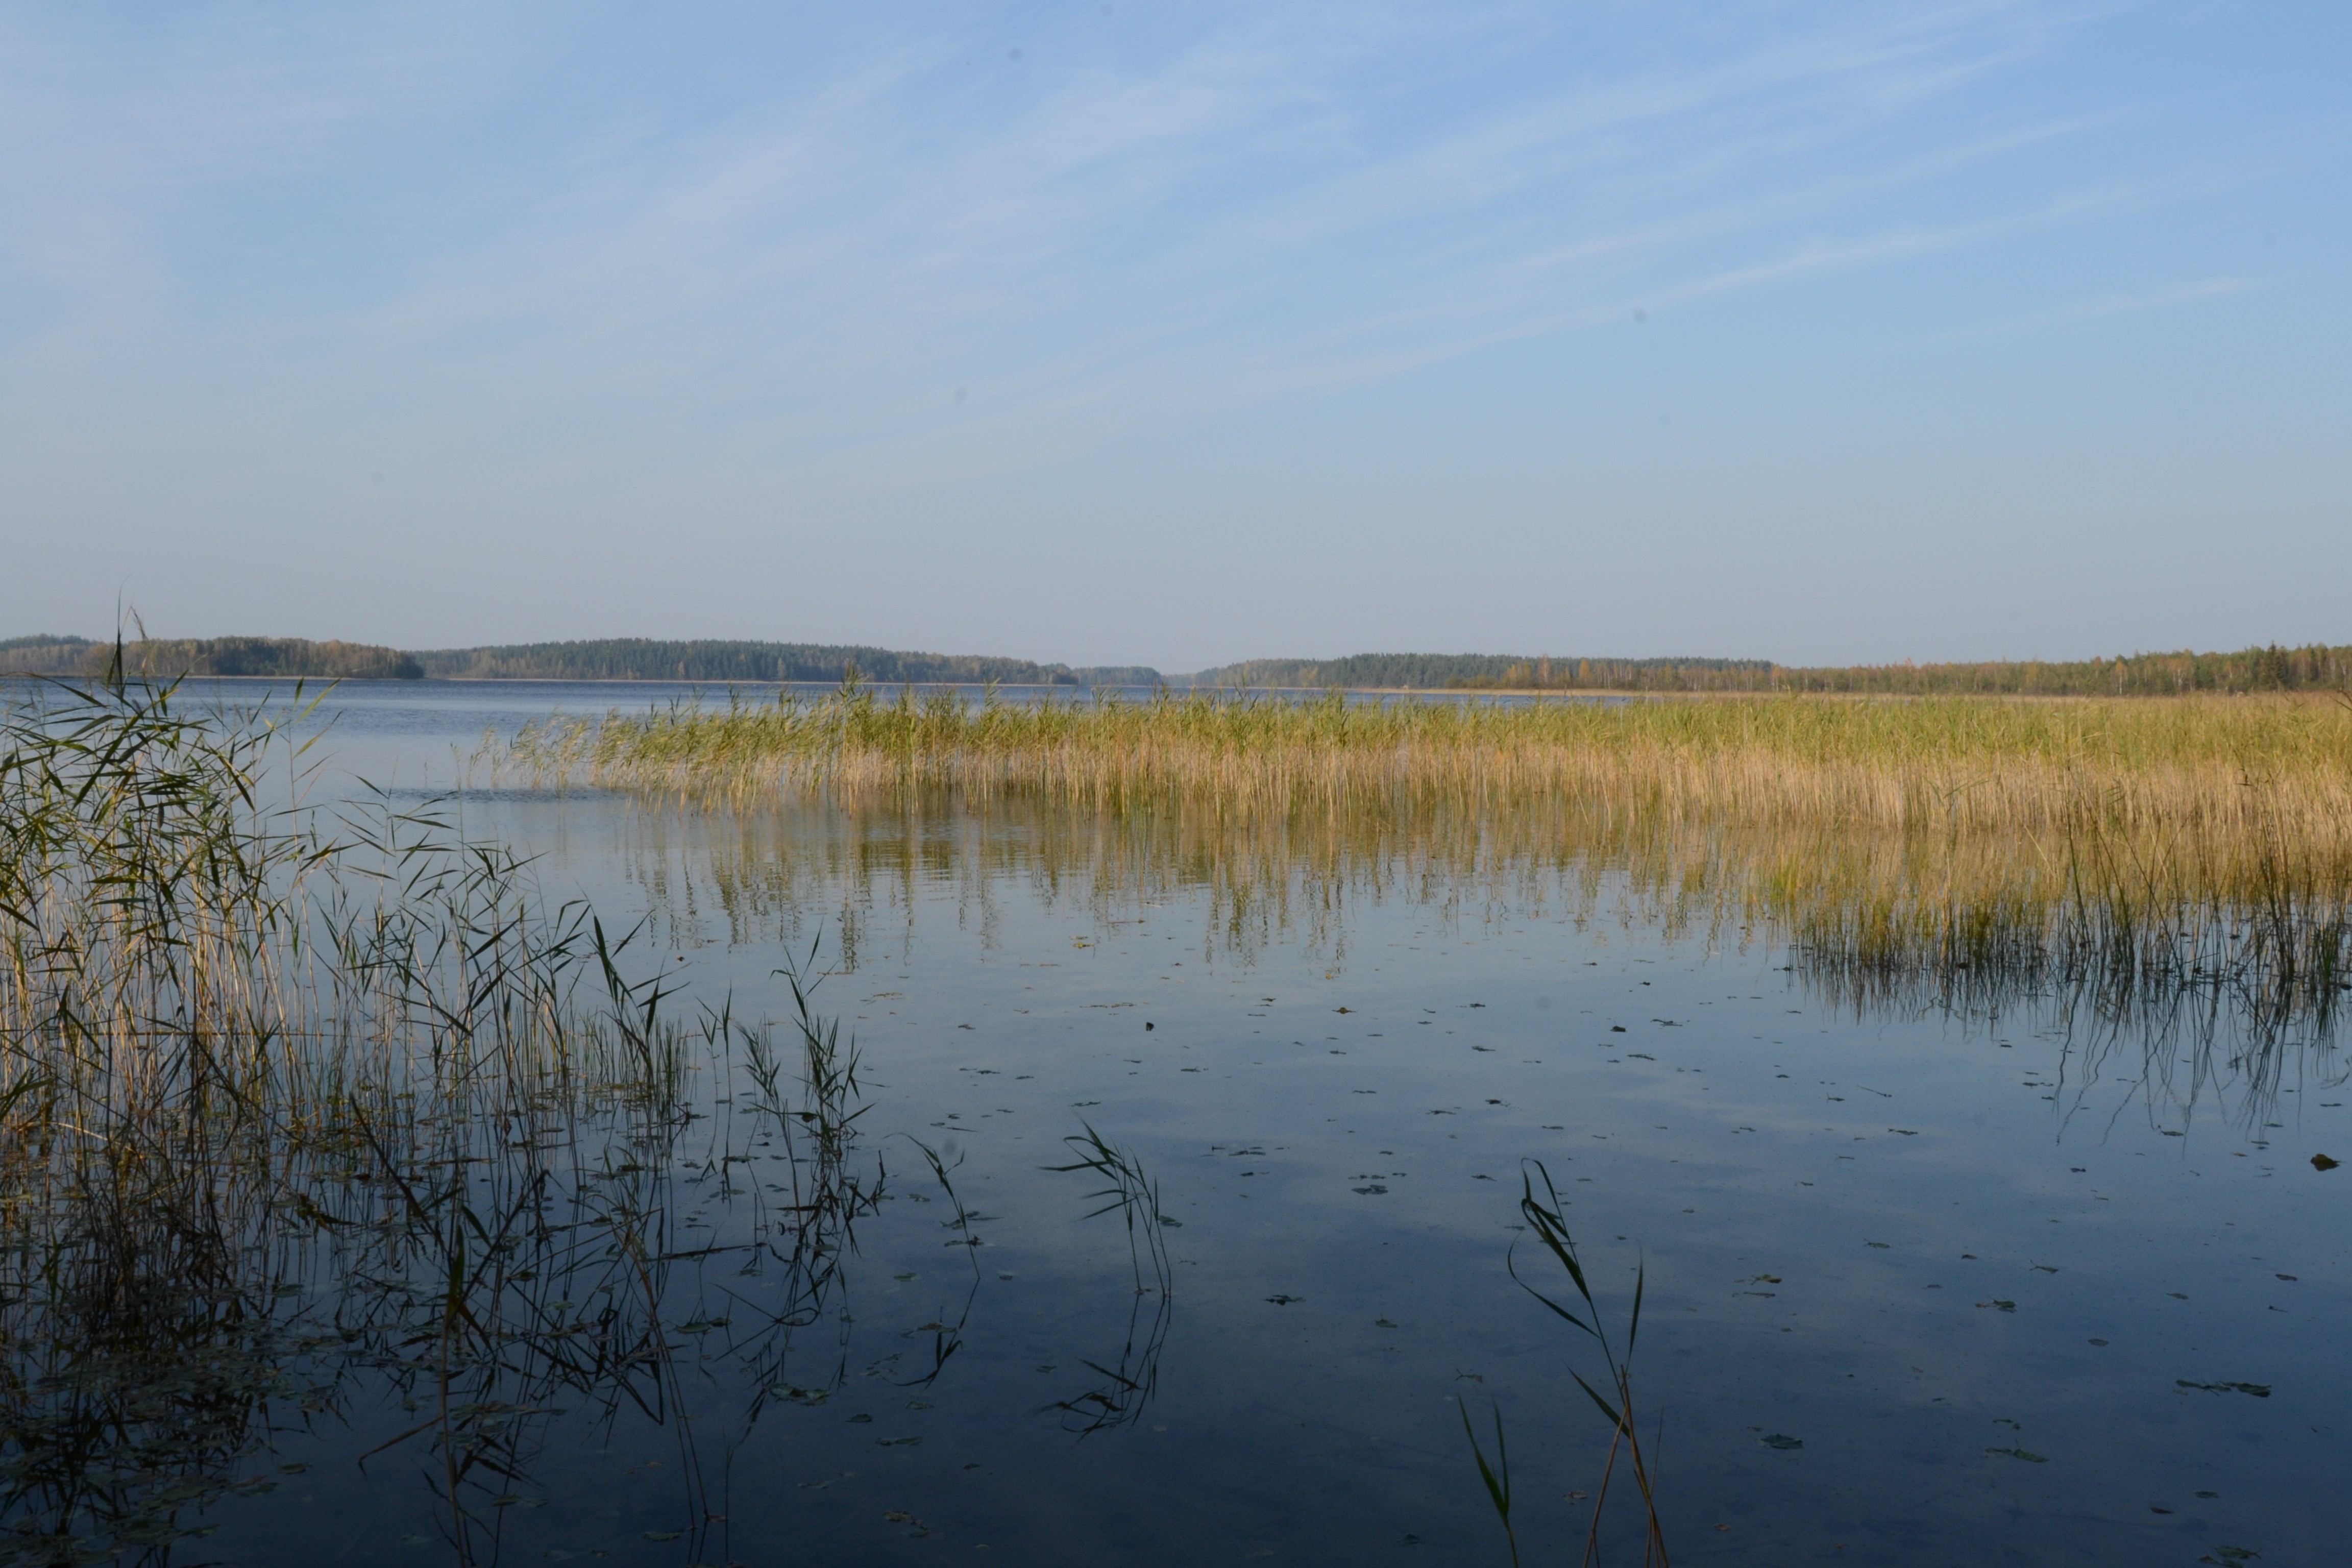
[609,781,2350,1137]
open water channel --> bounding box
[9,680,2346,1567]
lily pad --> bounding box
[1758,1433,1803,1450]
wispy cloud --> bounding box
[262,1,2138,467]
[1875,276,2263,353]
[0,4,2134,409]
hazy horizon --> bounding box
[5,3,2346,669]
[11,626,2346,683]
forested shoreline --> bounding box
[7,633,2346,696]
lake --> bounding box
[4,679,2343,1568]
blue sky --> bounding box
[2,2,2344,670]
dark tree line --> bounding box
[412,638,1159,686]
[1,636,422,680]
[1195,645,2352,696]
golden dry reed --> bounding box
[503,685,2352,916]
[509,685,2352,1040]
[506,684,2352,838]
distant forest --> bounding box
[0,635,421,680]
[0,636,95,675]
[1462,645,2352,695]
[0,635,1153,686]
[412,639,1161,686]
[7,633,2347,697]
[1191,645,2352,696]
[1193,653,1774,689]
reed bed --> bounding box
[503,685,2352,844]
[508,685,2352,1023]
[515,682,2352,932]
[524,691,2352,968]
[1,673,677,1223]
[586,698,2352,1126]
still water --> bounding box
[13,681,2348,1567]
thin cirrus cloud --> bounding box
[1878,276,2265,353]
[327,6,2109,453]
[1,6,2112,430]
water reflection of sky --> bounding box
[24,681,2344,1567]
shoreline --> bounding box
[4,669,2338,704]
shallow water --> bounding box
[7,681,2346,1567]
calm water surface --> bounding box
[21,682,2349,1567]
